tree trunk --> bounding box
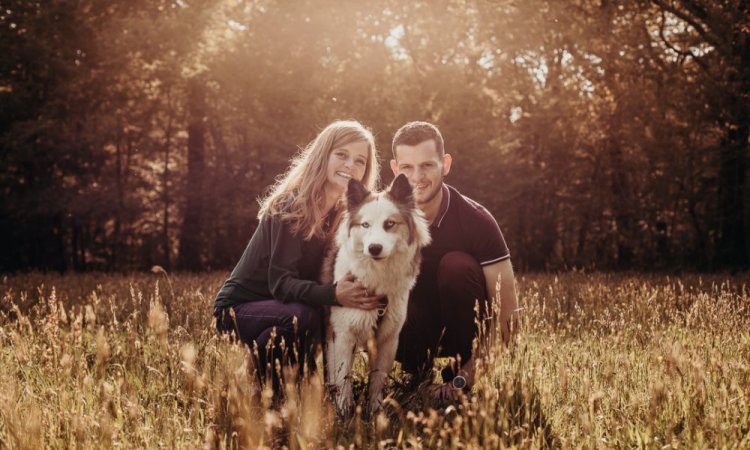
[715,8,750,268]
[715,105,749,267]
[178,79,207,271]
[112,121,123,270]
[162,89,174,270]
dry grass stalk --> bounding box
[0,272,747,448]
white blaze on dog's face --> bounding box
[351,199,405,259]
[345,173,424,260]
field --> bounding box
[0,271,749,449]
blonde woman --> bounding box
[214,120,382,390]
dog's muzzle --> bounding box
[368,243,383,256]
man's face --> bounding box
[390,139,451,206]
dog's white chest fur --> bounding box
[329,218,416,347]
[325,175,430,416]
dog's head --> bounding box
[345,174,431,260]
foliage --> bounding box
[0,271,749,448]
[1,0,748,271]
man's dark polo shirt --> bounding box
[411,184,510,302]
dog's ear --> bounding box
[346,178,370,211]
[388,173,414,207]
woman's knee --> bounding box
[283,303,321,336]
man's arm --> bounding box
[482,258,518,344]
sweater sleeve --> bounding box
[266,215,337,306]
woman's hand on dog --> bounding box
[335,273,383,310]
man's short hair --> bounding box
[392,121,445,160]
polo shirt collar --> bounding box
[434,184,451,228]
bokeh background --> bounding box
[1,0,748,272]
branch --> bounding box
[658,8,710,72]
[640,22,670,73]
[650,0,724,52]
[679,0,712,25]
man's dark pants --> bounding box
[397,251,488,380]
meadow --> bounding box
[0,271,748,449]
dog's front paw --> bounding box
[368,393,384,416]
[335,394,355,417]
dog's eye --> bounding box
[384,220,396,230]
[361,222,370,228]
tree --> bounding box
[651,0,750,267]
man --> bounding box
[390,121,518,399]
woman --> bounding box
[213,120,382,389]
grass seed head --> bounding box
[95,326,111,370]
[84,304,96,332]
[147,299,169,345]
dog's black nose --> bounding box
[368,244,383,256]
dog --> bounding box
[323,173,431,416]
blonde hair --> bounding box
[258,120,380,240]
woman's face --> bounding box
[324,140,370,194]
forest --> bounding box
[1,0,748,272]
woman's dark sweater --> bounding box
[213,212,336,308]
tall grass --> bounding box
[0,271,748,448]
